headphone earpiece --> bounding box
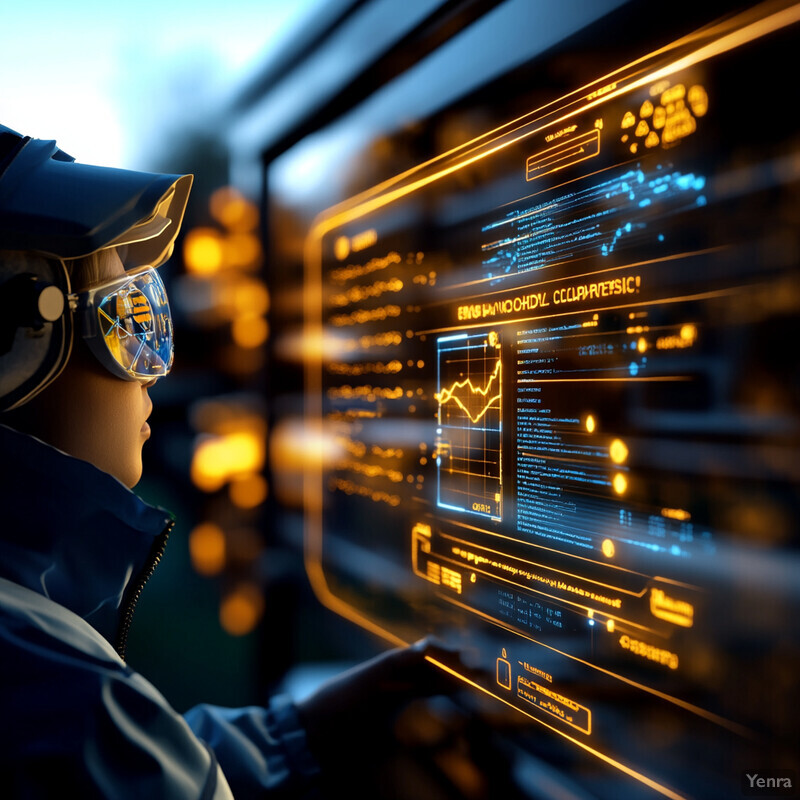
[0,274,66,355]
[0,256,72,411]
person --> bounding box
[0,124,454,799]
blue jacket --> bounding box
[0,424,319,798]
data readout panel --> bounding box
[304,5,800,798]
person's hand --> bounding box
[294,636,460,770]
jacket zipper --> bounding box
[114,519,174,661]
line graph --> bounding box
[435,358,502,424]
[436,331,503,521]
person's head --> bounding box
[2,248,158,487]
[0,124,192,487]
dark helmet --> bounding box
[0,124,192,410]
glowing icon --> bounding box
[663,107,697,144]
[413,522,432,538]
[350,227,377,253]
[650,588,695,627]
[609,439,629,464]
[585,415,596,433]
[645,131,660,149]
[412,522,437,582]
[334,235,350,261]
[497,657,512,689]
[661,507,691,521]
[602,538,616,558]
[661,83,686,105]
[688,84,708,117]
[613,473,628,495]
[441,567,463,594]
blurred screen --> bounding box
[297,3,800,797]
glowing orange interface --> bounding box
[304,4,800,798]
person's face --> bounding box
[11,251,156,487]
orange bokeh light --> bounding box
[189,522,226,575]
[219,583,264,636]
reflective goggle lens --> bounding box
[95,269,173,379]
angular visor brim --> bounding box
[0,134,192,267]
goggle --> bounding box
[78,266,173,383]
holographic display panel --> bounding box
[303,4,800,798]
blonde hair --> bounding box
[66,248,121,292]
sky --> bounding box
[1,0,320,169]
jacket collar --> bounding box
[0,424,173,645]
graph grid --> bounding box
[435,331,503,521]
